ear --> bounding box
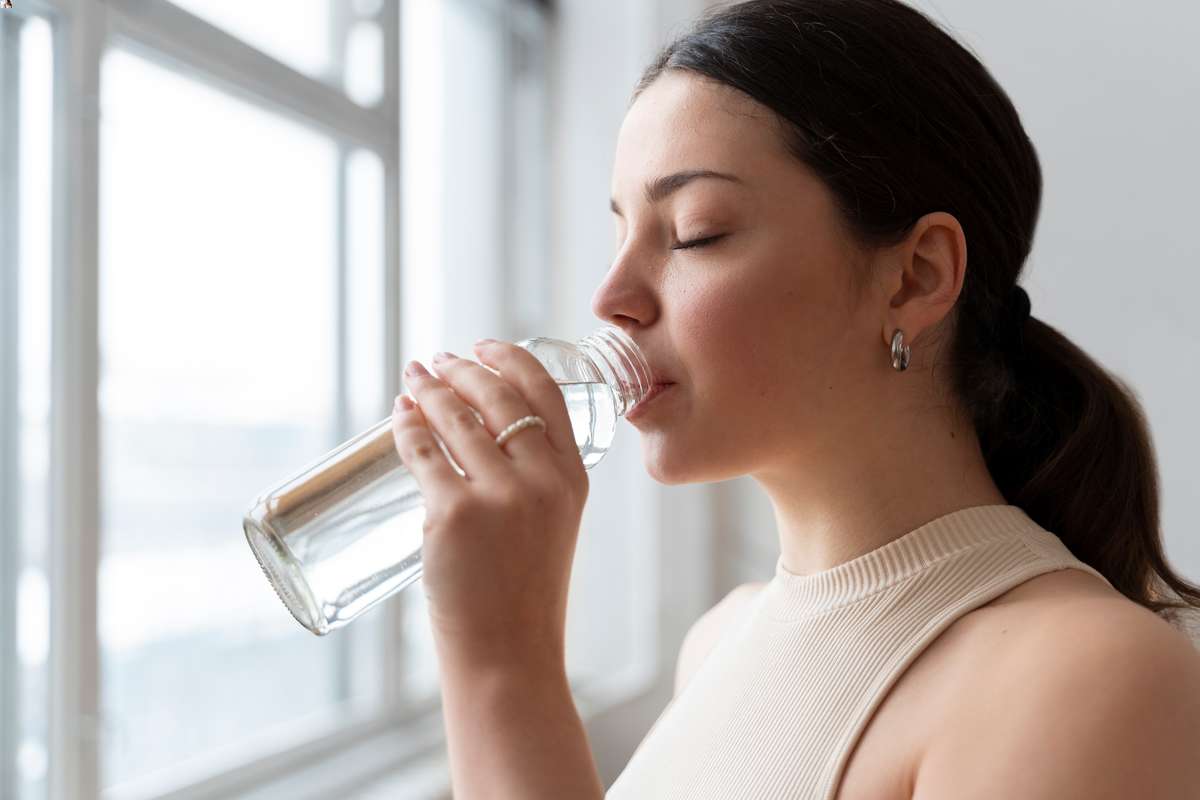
[878,211,967,355]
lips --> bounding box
[620,336,676,410]
[627,381,675,419]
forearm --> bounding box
[437,653,605,799]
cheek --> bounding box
[676,275,781,400]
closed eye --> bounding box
[671,234,727,251]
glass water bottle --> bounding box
[243,324,653,636]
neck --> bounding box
[752,400,1008,578]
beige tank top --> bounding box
[606,504,1112,800]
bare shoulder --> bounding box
[977,567,1198,661]
[674,581,768,698]
[915,568,1200,799]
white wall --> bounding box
[919,0,1200,578]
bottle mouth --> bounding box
[579,325,654,416]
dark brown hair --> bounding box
[634,0,1199,625]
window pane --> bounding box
[346,148,387,432]
[400,0,444,369]
[344,20,384,107]
[168,0,333,80]
[399,0,448,704]
[12,15,54,800]
[98,48,383,788]
[167,0,386,106]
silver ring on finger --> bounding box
[494,415,547,452]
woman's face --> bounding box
[593,70,888,485]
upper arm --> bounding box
[914,603,1200,799]
[674,581,766,699]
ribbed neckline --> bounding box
[765,504,1040,621]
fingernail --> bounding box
[405,360,428,377]
[474,338,496,347]
[395,394,415,411]
[432,351,457,362]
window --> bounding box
[398,0,554,704]
[1,0,554,796]
[2,11,55,800]
[97,47,381,789]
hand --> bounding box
[392,340,589,672]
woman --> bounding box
[390,0,1200,797]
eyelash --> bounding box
[672,234,726,251]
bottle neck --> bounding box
[577,326,654,417]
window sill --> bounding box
[101,700,445,800]
[99,651,656,800]
[304,652,659,800]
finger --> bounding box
[403,359,511,482]
[391,393,467,500]
[428,351,555,462]
[471,340,577,456]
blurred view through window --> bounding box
[5,13,55,800]
[2,0,550,795]
[97,47,386,787]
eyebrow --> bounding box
[610,169,745,216]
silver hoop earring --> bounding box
[891,329,911,371]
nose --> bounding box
[590,251,658,329]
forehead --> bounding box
[612,70,787,194]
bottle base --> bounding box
[243,511,328,636]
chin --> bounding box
[639,437,687,484]
[646,464,691,485]
[639,436,736,485]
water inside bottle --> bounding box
[562,379,618,468]
[248,379,619,634]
